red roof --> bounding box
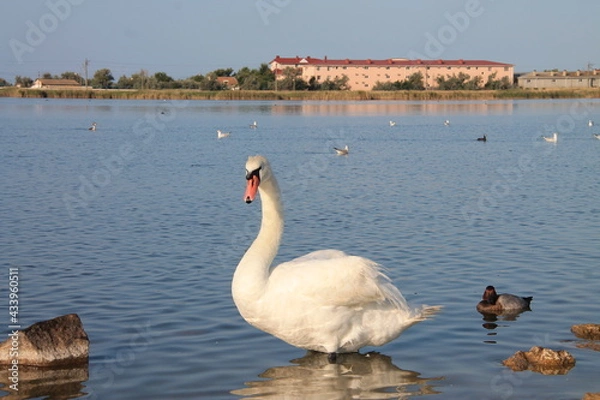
[216,76,239,86]
[271,56,512,67]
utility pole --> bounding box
[83,58,89,88]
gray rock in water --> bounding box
[0,314,89,367]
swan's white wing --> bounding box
[267,250,407,309]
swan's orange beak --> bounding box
[244,174,260,203]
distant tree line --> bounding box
[5,64,280,90]
[3,65,513,91]
[373,72,513,91]
[373,73,426,90]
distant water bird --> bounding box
[88,122,97,131]
[589,120,594,127]
[477,135,487,142]
[594,134,600,140]
[233,155,441,363]
[250,121,258,129]
[444,120,450,126]
[389,120,396,127]
[333,145,349,156]
[476,285,532,314]
[542,132,558,143]
[217,130,230,139]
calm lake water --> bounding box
[1,97,599,399]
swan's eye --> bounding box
[246,167,261,180]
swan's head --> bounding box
[481,285,499,305]
[244,155,272,203]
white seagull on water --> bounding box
[333,145,349,155]
[217,130,230,139]
[542,132,558,143]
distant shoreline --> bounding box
[1,87,599,101]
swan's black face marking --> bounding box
[246,167,261,181]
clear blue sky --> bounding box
[1,0,599,82]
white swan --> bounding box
[232,155,440,362]
[542,132,558,143]
[333,145,349,156]
[88,122,97,131]
[217,129,230,139]
[589,120,594,127]
[444,120,450,126]
[389,120,396,127]
[594,134,600,140]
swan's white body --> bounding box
[444,120,450,126]
[250,121,258,129]
[389,120,396,127]
[542,132,558,143]
[594,134,600,140]
[589,120,594,127]
[232,155,440,355]
[217,130,230,139]
[88,122,97,131]
[333,145,349,156]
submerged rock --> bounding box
[502,346,575,375]
[0,314,89,367]
[571,324,600,341]
[0,364,88,398]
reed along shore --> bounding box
[1,87,599,101]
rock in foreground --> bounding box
[571,324,600,341]
[0,314,89,367]
[502,346,575,375]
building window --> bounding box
[342,66,347,70]
[364,66,369,70]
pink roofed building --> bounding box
[269,56,514,90]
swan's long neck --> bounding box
[232,176,284,315]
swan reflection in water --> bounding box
[232,351,443,399]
